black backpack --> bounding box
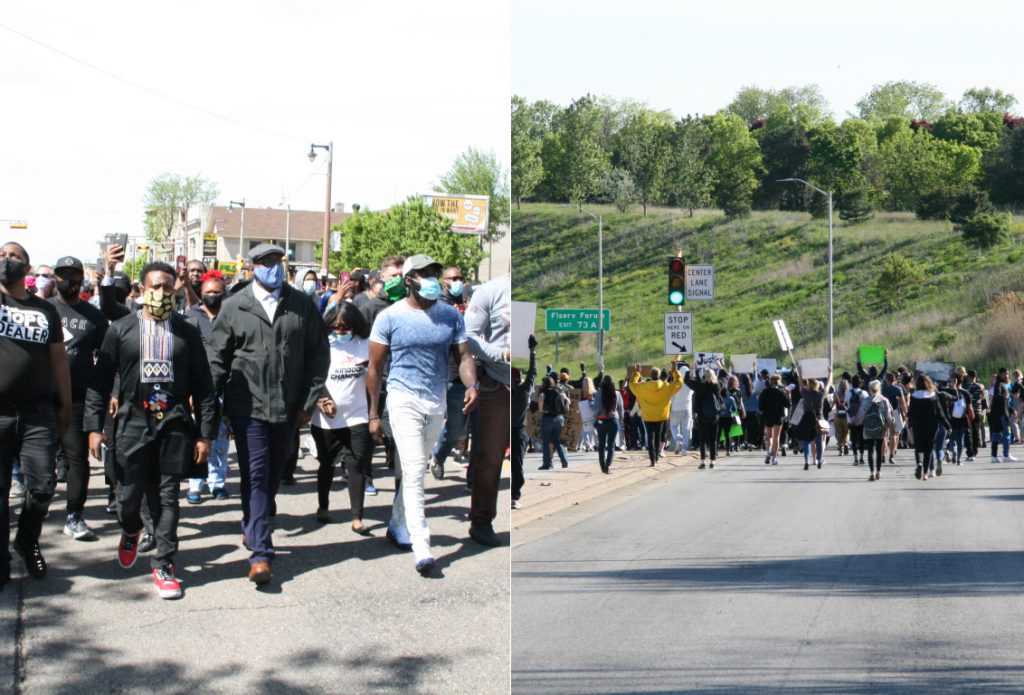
[701,389,724,419]
[545,386,568,416]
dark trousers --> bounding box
[282,428,301,481]
[233,417,295,565]
[596,418,619,470]
[742,413,762,448]
[310,424,371,518]
[850,424,865,459]
[0,403,57,582]
[58,401,90,513]
[697,416,719,461]
[968,417,982,456]
[511,426,526,501]
[865,438,884,470]
[629,414,646,449]
[644,420,665,465]
[719,417,735,452]
[118,466,180,570]
[470,376,510,527]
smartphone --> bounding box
[176,255,187,273]
[339,271,351,285]
[113,233,128,250]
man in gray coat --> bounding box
[208,243,330,585]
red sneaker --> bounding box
[118,532,141,569]
[153,566,182,599]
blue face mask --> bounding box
[413,276,442,302]
[254,263,284,289]
[448,280,464,297]
[329,332,354,345]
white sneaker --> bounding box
[966,456,975,462]
[9,479,25,498]
[63,512,96,541]
[992,456,1001,463]
[1005,454,1019,461]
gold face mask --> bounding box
[143,287,176,321]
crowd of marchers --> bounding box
[1,239,510,599]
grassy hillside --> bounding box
[512,203,1024,378]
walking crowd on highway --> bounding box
[1,238,510,599]
[517,341,1024,504]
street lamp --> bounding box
[578,206,605,372]
[228,199,246,264]
[307,142,334,277]
[778,178,834,369]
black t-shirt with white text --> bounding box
[49,296,108,401]
[0,292,64,402]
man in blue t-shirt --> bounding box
[367,254,478,575]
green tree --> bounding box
[960,212,1011,249]
[616,109,673,215]
[807,121,872,218]
[324,199,486,279]
[511,96,544,209]
[931,111,1003,152]
[703,111,762,217]
[728,84,829,128]
[982,125,1024,206]
[959,87,1018,114]
[875,252,924,309]
[665,117,714,216]
[598,168,638,212]
[142,173,219,242]
[876,128,980,210]
[754,123,811,210]
[435,147,510,242]
[559,95,612,205]
[856,81,952,121]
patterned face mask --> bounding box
[142,287,176,321]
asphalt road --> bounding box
[2,441,510,694]
[513,446,1024,694]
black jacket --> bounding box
[512,351,537,429]
[208,282,330,423]
[84,312,218,467]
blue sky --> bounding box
[513,0,1023,118]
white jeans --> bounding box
[669,411,692,451]
[387,396,446,563]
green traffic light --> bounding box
[669,289,685,305]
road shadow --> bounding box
[514,550,1024,598]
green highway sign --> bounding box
[545,308,611,333]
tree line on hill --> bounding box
[511,82,1024,247]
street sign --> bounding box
[545,308,611,333]
[218,261,238,275]
[203,233,218,257]
[664,312,692,355]
[685,265,714,300]
[773,319,794,351]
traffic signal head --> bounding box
[668,257,685,305]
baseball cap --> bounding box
[54,256,84,273]
[401,254,442,277]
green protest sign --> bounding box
[859,345,886,364]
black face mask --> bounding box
[0,258,28,285]
[201,293,224,311]
[56,279,82,300]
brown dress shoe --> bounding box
[249,561,272,585]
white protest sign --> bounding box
[511,301,537,359]
[756,358,778,374]
[694,352,725,375]
[664,312,693,355]
[773,319,794,352]
[685,265,714,300]
[800,358,830,380]
[731,354,757,374]
[915,360,954,383]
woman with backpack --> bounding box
[537,376,571,470]
[758,374,790,466]
[847,375,869,465]
[593,375,624,474]
[862,380,894,480]
[941,376,972,466]
[907,374,950,481]
[832,378,851,458]
[684,362,724,469]
[718,376,745,456]
[792,366,832,470]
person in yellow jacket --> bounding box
[629,364,683,466]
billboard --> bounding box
[424,192,489,234]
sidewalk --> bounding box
[513,445,698,546]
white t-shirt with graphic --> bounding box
[312,336,370,429]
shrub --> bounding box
[875,252,925,309]
[960,212,1011,248]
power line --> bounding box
[0,21,309,144]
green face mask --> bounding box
[383,275,406,302]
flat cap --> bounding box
[248,242,286,262]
